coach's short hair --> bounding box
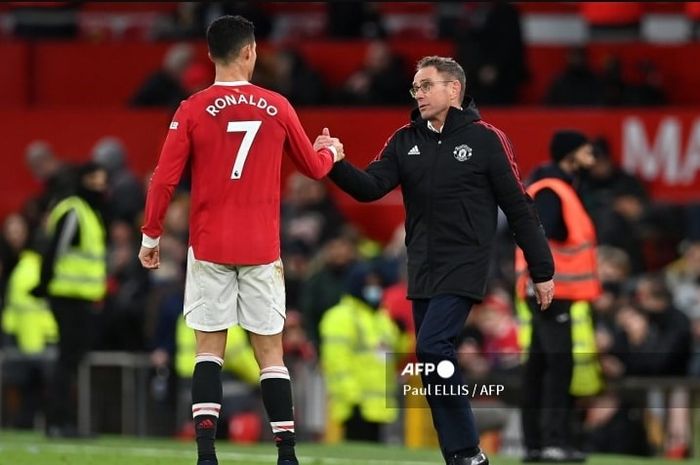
[207,15,255,63]
[416,56,466,103]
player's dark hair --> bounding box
[207,15,255,63]
[417,56,466,103]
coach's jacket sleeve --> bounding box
[328,134,400,202]
[486,132,554,283]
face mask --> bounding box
[362,285,383,308]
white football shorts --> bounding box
[183,246,286,335]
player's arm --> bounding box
[283,100,337,180]
[486,130,554,307]
[140,101,192,269]
[326,133,400,202]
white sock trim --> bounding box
[192,402,221,418]
[195,353,224,366]
[260,366,290,381]
[271,420,295,433]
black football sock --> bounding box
[260,366,296,460]
[192,354,223,464]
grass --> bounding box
[0,430,689,464]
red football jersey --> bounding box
[142,81,335,265]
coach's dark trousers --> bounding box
[413,294,479,460]
[521,298,574,450]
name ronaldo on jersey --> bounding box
[206,93,279,117]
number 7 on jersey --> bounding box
[227,120,262,180]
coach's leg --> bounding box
[192,329,227,465]
[250,332,298,465]
[415,294,479,461]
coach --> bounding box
[315,56,554,465]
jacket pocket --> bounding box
[460,199,481,246]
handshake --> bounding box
[314,127,345,163]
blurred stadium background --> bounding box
[1,1,700,463]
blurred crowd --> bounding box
[2,1,682,108]
[1,128,699,457]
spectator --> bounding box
[1,237,58,429]
[0,213,30,307]
[600,55,627,106]
[335,41,410,105]
[281,173,346,253]
[151,2,204,40]
[319,262,406,442]
[626,59,666,106]
[596,183,649,276]
[32,162,109,438]
[545,47,603,107]
[130,43,193,108]
[97,220,150,351]
[457,1,528,105]
[582,393,652,456]
[593,246,632,366]
[580,137,648,231]
[273,49,327,106]
[664,240,700,375]
[299,235,358,350]
[91,136,146,224]
[22,140,75,229]
[326,2,385,39]
[611,276,692,376]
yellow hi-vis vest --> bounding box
[1,250,58,353]
[320,295,408,424]
[175,318,259,385]
[515,297,604,397]
[46,196,107,301]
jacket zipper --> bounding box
[426,135,442,291]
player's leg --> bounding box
[192,330,227,465]
[249,332,298,464]
[183,246,239,465]
[237,258,297,465]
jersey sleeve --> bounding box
[141,101,192,241]
[283,99,334,180]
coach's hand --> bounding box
[534,279,554,310]
[139,245,160,269]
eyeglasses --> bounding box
[409,80,455,98]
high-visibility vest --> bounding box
[46,196,107,302]
[320,295,408,424]
[515,298,604,397]
[1,250,58,354]
[515,178,601,301]
[175,318,259,385]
